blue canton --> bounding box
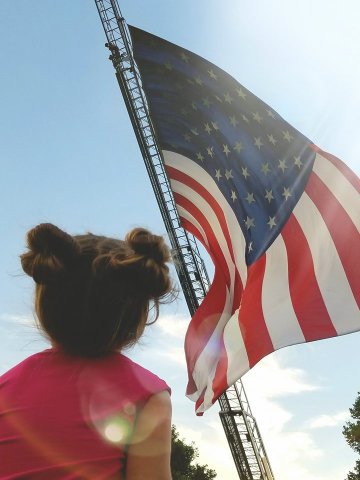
[130,26,316,265]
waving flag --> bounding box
[129,26,360,414]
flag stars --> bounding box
[233,141,243,154]
[183,133,191,142]
[245,192,255,204]
[211,122,219,130]
[164,62,173,70]
[194,76,203,86]
[267,216,277,229]
[225,169,234,180]
[261,163,271,175]
[191,128,199,136]
[252,112,263,123]
[207,69,217,80]
[241,114,249,123]
[229,115,239,127]
[207,146,214,158]
[248,241,253,253]
[282,130,294,142]
[254,137,264,150]
[202,97,211,108]
[282,187,292,201]
[196,152,204,162]
[241,167,250,179]
[191,102,198,111]
[294,155,303,168]
[265,189,274,203]
[267,134,277,145]
[214,95,223,103]
[278,159,288,173]
[204,123,212,134]
[231,190,237,202]
[224,92,233,104]
[236,87,247,100]
[223,144,231,156]
[180,52,190,62]
[244,216,255,230]
[215,169,222,181]
[266,109,276,118]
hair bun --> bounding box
[21,223,80,284]
[126,228,170,265]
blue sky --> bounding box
[1,1,359,478]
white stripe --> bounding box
[262,235,306,348]
[187,285,233,405]
[293,193,360,334]
[177,206,209,247]
[313,152,360,230]
[171,178,236,299]
[163,150,248,286]
[223,308,250,387]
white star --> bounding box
[282,130,294,142]
[241,114,249,123]
[261,163,271,175]
[242,167,250,179]
[196,152,204,162]
[267,134,277,145]
[252,112,263,123]
[244,216,255,230]
[180,52,189,62]
[231,190,237,202]
[266,109,276,118]
[204,123,212,134]
[294,155,303,168]
[233,141,243,154]
[248,241,253,252]
[225,169,234,180]
[282,187,292,201]
[229,115,239,127]
[267,216,277,229]
[278,159,288,173]
[215,169,222,181]
[191,128,199,136]
[245,192,255,204]
[254,137,264,150]
[224,92,233,104]
[214,95,223,103]
[183,133,191,142]
[236,88,247,100]
[265,189,274,203]
[202,97,211,108]
[194,76,203,85]
[191,102,198,111]
[211,122,219,130]
[207,69,217,80]
[180,108,188,116]
[207,146,214,158]
[164,62,173,70]
[223,144,231,156]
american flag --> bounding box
[129,26,360,414]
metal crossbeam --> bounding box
[94,1,274,478]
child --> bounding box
[0,223,175,479]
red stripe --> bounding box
[238,256,274,367]
[185,269,228,395]
[174,191,232,287]
[306,172,360,306]
[311,145,360,192]
[211,335,229,404]
[282,215,338,340]
[167,165,238,270]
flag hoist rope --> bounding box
[94,1,274,478]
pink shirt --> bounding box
[0,349,170,479]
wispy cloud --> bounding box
[308,411,349,429]
[155,313,190,339]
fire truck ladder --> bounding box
[94,1,274,478]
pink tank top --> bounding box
[0,349,170,479]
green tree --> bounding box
[171,425,217,480]
[343,392,360,480]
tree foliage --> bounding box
[343,392,360,480]
[171,425,217,480]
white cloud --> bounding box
[0,312,35,326]
[155,313,190,339]
[308,411,349,429]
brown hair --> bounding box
[20,223,175,357]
